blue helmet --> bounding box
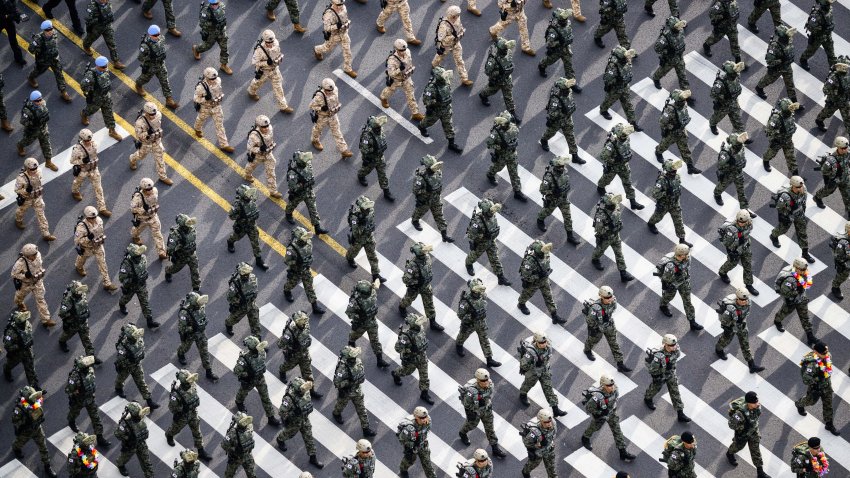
[208,0,219,3]
[147,24,161,36]
[95,56,108,67]
[29,90,43,102]
[40,20,53,31]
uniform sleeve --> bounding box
[247,131,261,154]
[193,83,205,104]
[14,174,27,197]
[387,56,402,78]
[251,46,265,68]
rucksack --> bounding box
[660,436,681,463]
[774,268,792,292]
[768,186,790,208]
[654,253,674,277]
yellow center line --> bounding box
[20,0,349,261]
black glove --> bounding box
[26,185,33,193]
[87,233,95,240]
[25,271,33,279]
[260,144,268,152]
[477,397,486,407]
[254,70,263,80]
[194,102,201,112]
[661,282,675,292]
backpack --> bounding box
[484,46,499,76]
[768,186,790,208]
[829,233,847,250]
[654,28,668,55]
[774,268,792,292]
[518,421,533,438]
[717,220,735,249]
[74,215,90,255]
[660,436,682,463]
[654,253,674,277]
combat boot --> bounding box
[726,452,738,466]
[659,304,672,317]
[566,231,581,245]
[147,318,161,329]
[689,320,704,331]
[687,164,702,175]
[376,354,390,368]
[118,465,130,477]
[748,360,765,373]
[466,263,475,275]
[551,311,566,324]
[801,248,816,263]
[4,367,12,382]
[679,237,693,248]
[478,92,490,106]
[806,331,817,346]
[17,144,26,157]
[311,302,326,315]
[456,344,466,356]
[552,406,567,417]
[763,160,772,172]
[146,398,160,410]
[815,118,827,132]
[372,273,387,283]
[619,449,636,461]
[168,28,182,37]
[519,393,530,406]
[363,427,377,437]
[96,434,111,448]
[255,256,269,271]
[746,284,759,296]
[599,110,612,120]
[80,111,90,126]
[467,6,481,15]
[715,348,728,360]
[165,97,178,110]
[417,124,430,137]
[165,272,173,283]
[112,61,126,70]
[108,129,123,141]
[333,412,343,424]
[284,289,294,302]
[69,419,79,432]
[832,287,844,301]
[293,23,306,33]
[514,190,528,202]
[537,218,547,231]
[581,436,592,450]
[644,398,656,410]
[119,303,128,315]
[826,422,841,435]
[441,230,454,243]
[814,196,825,208]
[676,410,691,423]
[448,139,463,153]
[59,340,70,353]
[539,138,550,151]
[314,224,329,234]
[629,198,644,210]
[647,222,659,234]
[225,324,234,336]
[517,302,530,315]
[383,189,395,202]
[420,389,435,405]
[115,386,126,398]
[584,349,595,361]
[491,443,506,458]
[166,433,175,446]
[616,361,632,373]
[277,436,288,451]
[755,86,766,99]
[310,455,325,469]
[1,119,13,132]
[497,275,511,286]
[429,318,444,331]
[592,258,604,270]
[267,415,281,426]
[44,161,58,172]
[756,467,771,478]
[486,357,501,368]
[177,352,187,365]
[206,369,219,382]
[198,447,212,461]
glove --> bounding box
[194,102,201,112]
[661,282,675,292]
[254,70,263,80]
[540,436,549,447]
[26,185,33,193]
[87,233,95,241]
[477,397,486,407]
[260,144,268,152]
[25,271,33,279]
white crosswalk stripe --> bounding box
[808,294,850,342]
[619,415,713,478]
[779,0,850,65]
[0,459,39,478]
[47,427,123,478]
[563,449,618,478]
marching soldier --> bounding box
[796,342,840,435]
[709,61,747,136]
[411,155,454,243]
[68,432,103,477]
[747,0,781,33]
[661,431,697,477]
[225,262,261,337]
[348,279,391,368]
[815,57,849,132]
[539,78,583,164]
[177,292,219,381]
[118,243,160,329]
[466,198,512,283]
[141,0,180,37]
[644,0,678,16]
[725,392,770,478]
[314,0,357,78]
[75,206,117,290]
[398,407,435,477]
[71,129,112,216]
[583,286,632,372]
[399,242,444,331]
[135,25,179,110]
[521,408,558,478]
[380,39,424,121]
[774,257,817,344]
[455,278,501,367]
[376,0,420,45]
[419,67,464,153]
[166,214,201,291]
[800,0,835,69]
[285,151,327,233]
[193,0,231,74]
[433,6,472,86]
[652,17,690,94]
[763,98,801,174]
[537,156,582,244]
[814,136,850,212]
[538,9,577,82]
[713,133,751,210]
[392,313,434,405]
[581,375,636,461]
[12,386,58,477]
[458,368,507,458]
[12,243,54,326]
[333,345,378,437]
[343,440,376,478]
[248,30,293,113]
[486,111,525,200]
[80,56,122,141]
[703,0,742,64]
[755,25,799,107]
[131,177,167,259]
[457,449,493,477]
[115,401,153,477]
[644,334,692,422]
[599,46,640,129]
[657,244,704,331]
[358,115,394,200]
[165,369,213,460]
[769,176,813,262]
[16,92,57,172]
[519,332,569,415]
[830,221,850,300]
[244,115,282,199]
[265,0,305,33]
[718,210,760,295]
[193,67,234,153]
[591,193,636,282]
[345,195,386,282]
[597,124,643,210]
[66,356,111,446]
[28,20,72,102]
[276,378,325,468]
[15,158,55,240]
[791,437,830,477]
[235,336,281,426]
[518,240,561,322]
[130,102,171,184]
[0,74,11,133]
[648,159,692,247]
[82,0,125,69]
[223,412,257,478]
[114,324,159,409]
[283,226,326,314]
[480,38,520,123]
[310,78,353,158]
[227,185,268,270]
[594,0,629,49]
[3,311,39,386]
[489,0,535,56]
[58,281,99,358]
[715,287,765,372]
[278,311,323,398]
[656,89,699,174]
[172,450,200,478]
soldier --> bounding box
[539,79,582,164]
[135,25,179,110]
[130,177,167,259]
[276,378,325,468]
[115,401,153,477]
[244,115,282,198]
[285,151,328,234]
[597,124,644,210]
[3,311,39,386]
[12,386,58,477]
[486,111,525,201]
[814,137,850,212]
[0,73,12,132]
[380,39,423,121]
[193,67,234,153]
[718,210,760,295]
[815,58,849,132]
[769,176,813,262]
[346,195,386,282]
[333,345,378,437]
[118,243,160,328]
[715,287,765,372]
[538,9,577,83]
[399,242,444,331]
[314,0,357,78]
[343,440,376,478]
[763,98,801,174]
[177,292,219,381]
[593,0,629,49]
[521,408,558,478]
[392,313,434,404]
[358,115,394,200]
[455,278,501,367]
[193,0,231,74]
[235,336,281,425]
[656,89,700,174]
[713,133,751,210]
[248,30,293,113]
[348,279,391,368]
[489,0,534,56]
[457,449,493,478]
[43,0,84,34]
[165,369,213,460]
[166,214,201,291]
[652,17,690,95]
[172,450,200,478]
[80,57,122,141]
[15,158,56,240]
[223,412,257,478]
[75,206,117,290]
[458,368,507,458]
[72,129,112,215]
[661,431,697,477]
[58,281,99,358]
[114,324,159,408]
[16,92,57,172]
[791,437,830,477]
[801,0,836,69]
[583,286,632,372]
[27,21,72,102]
[419,67,464,153]
[283,227,326,314]
[397,407,435,477]
[537,156,582,243]
[376,0,420,45]
[11,243,54,326]
[67,432,103,477]
[599,46,640,129]
[411,155,454,243]
[648,159,692,244]
[725,392,770,478]
[774,257,817,343]
[518,240,561,322]
[703,0,742,64]
[747,0,781,33]
[225,262,261,337]
[830,221,850,300]
[310,78,353,158]
[66,356,111,447]
[755,25,799,107]
[591,193,636,282]
[141,0,180,37]
[796,342,840,435]
[130,102,171,184]
[466,198,512,283]
[581,375,636,461]
[227,185,268,270]
[479,38,520,123]
[82,0,125,68]
[644,334,692,422]
[0,0,26,66]
[657,244,703,331]
[709,61,747,136]
[278,311,323,399]
[519,332,569,415]
[265,0,305,32]
[433,6,472,86]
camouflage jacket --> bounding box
[28,31,60,63]
[284,238,312,271]
[818,151,850,185]
[659,253,690,287]
[540,165,570,204]
[115,416,149,447]
[651,171,682,205]
[765,110,796,142]
[333,357,366,392]
[422,79,452,111]
[395,322,428,360]
[832,233,850,266]
[457,290,487,325]
[601,133,632,166]
[487,124,519,156]
[3,319,33,354]
[168,382,200,416]
[716,142,745,177]
[790,442,829,478]
[823,69,850,103]
[115,334,146,367]
[805,2,833,36]
[278,319,310,357]
[709,0,739,26]
[138,35,167,67]
[234,350,267,384]
[118,254,148,288]
[776,266,808,304]
[459,378,494,412]
[583,386,618,418]
[660,99,690,132]
[359,126,387,159]
[227,272,258,306]
[774,188,806,219]
[279,385,313,422]
[583,298,617,331]
[646,346,680,379]
[544,19,572,51]
[397,418,430,452]
[286,160,315,195]
[348,205,376,242]
[65,365,97,404]
[545,86,575,126]
[59,288,91,326]
[346,289,378,324]
[765,37,793,69]
[664,436,696,474]
[799,351,832,387]
[21,100,49,130]
[466,209,500,244]
[85,0,114,26]
[718,219,751,253]
[402,255,433,288]
[518,337,551,375]
[342,454,375,478]
[178,301,207,338]
[81,67,111,100]
[603,56,632,91]
[167,225,197,261]
[599,0,627,18]
[520,248,551,283]
[229,197,260,227]
[521,418,556,454]
[727,397,760,436]
[412,167,442,200]
[199,2,227,32]
[711,70,742,103]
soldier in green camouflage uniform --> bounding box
[16,91,56,171]
[3,311,39,387]
[142,0,180,37]
[537,156,582,243]
[346,195,386,282]
[411,155,454,243]
[651,17,690,93]
[283,226,325,314]
[392,313,434,404]
[455,278,501,367]
[177,292,219,381]
[769,176,813,261]
[343,440,376,478]
[486,111,526,201]
[466,198,512,283]
[332,345,377,437]
[0,74,11,133]
[12,386,57,477]
[599,46,640,128]
[800,0,836,69]
[115,401,153,477]
[278,311,323,400]
[591,193,636,282]
[285,151,329,235]
[755,25,800,107]
[648,159,693,246]
[713,133,750,208]
[348,279,391,368]
[583,286,631,372]
[81,56,122,141]
[457,449,493,478]
[479,38,520,123]
[276,377,325,468]
[703,0,742,63]
[235,335,281,425]
[521,408,558,478]
[57,281,98,359]
[225,262,261,337]
[27,21,71,101]
[136,25,179,110]
[581,375,636,461]
[662,432,697,478]
[519,332,569,416]
[82,0,124,68]
[398,406,436,478]
[193,0,231,73]
[644,334,692,422]
[763,98,801,174]
[718,210,760,294]
[539,78,584,164]
[118,244,159,329]
[597,124,643,209]
[166,214,201,291]
[657,244,704,331]
[725,392,769,478]
[774,257,817,344]
[830,221,850,300]
[66,355,111,447]
[399,242,444,331]
[171,450,200,478]
[227,185,268,270]
[419,67,464,153]
[223,412,257,478]
[814,137,850,213]
[709,61,746,135]
[715,288,765,373]
[114,324,160,409]
[458,368,507,458]
[815,58,849,132]
[594,0,629,48]
[358,115,394,200]
[747,0,781,33]
[67,432,102,478]
[165,369,213,460]
[791,437,830,477]
[518,240,561,321]
[796,342,840,435]
[265,0,304,32]
[656,89,700,174]
[538,9,577,82]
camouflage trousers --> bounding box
[522,449,557,478]
[412,196,448,232]
[816,101,850,131]
[487,154,522,192]
[59,324,96,357]
[709,102,745,133]
[167,254,201,292]
[228,223,262,258]
[248,68,289,110]
[704,26,741,61]
[814,181,850,214]
[459,408,498,445]
[83,23,120,61]
[518,278,557,315]
[129,140,168,181]
[645,0,679,16]
[117,442,154,478]
[115,364,152,400]
[795,383,834,422]
[377,2,415,41]
[592,234,627,271]
[747,1,781,27]
[594,17,629,48]
[538,198,574,233]
[14,279,51,324]
[714,171,748,208]
[728,432,763,468]
[466,240,505,277]
[346,236,380,276]
[716,324,754,362]
[280,351,313,382]
[17,127,53,162]
[600,88,636,124]
[541,118,577,154]
[400,444,436,478]
[400,284,436,321]
[333,388,371,429]
[196,30,229,65]
[432,43,469,82]
[764,138,798,173]
[142,0,176,29]
[480,80,515,113]
[584,326,625,363]
[598,163,637,200]
[29,60,67,92]
[283,268,318,305]
[349,320,383,358]
[756,67,797,102]
[166,411,204,449]
[719,248,753,285]
[488,10,532,51]
[72,168,108,210]
[0,91,7,120]
[314,32,353,71]
[225,453,257,478]
[656,131,693,167]
[83,95,116,129]
[645,374,684,410]
[68,398,104,435]
[137,64,174,99]
[358,156,389,190]
[131,214,166,256]
[226,304,261,337]
[520,369,558,407]
[539,47,574,79]
[648,202,686,239]
[771,214,808,249]
[582,412,627,450]
[774,299,812,334]
[286,190,322,227]
[245,154,280,195]
[832,262,849,289]
[456,320,493,358]
[12,426,51,466]
[177,333,213,370]
[419,106,455,140]
[195,104,230,148]
[651,58,690,91]
[236,379,277,418]
[16,197,51,236]
[311,114,349,153]
[395,355,429,391]
[266,0,301,24]
[76,244,113,287]
[276,416,316,455]
[660,281,695,322]
[119,285,153,321]
[4,349,39,386]
[380,77,420,115]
